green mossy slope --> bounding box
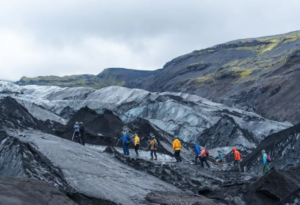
[16,68,157,89]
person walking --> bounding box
[172,136,182,162]
[79,122,85,146]
[122,131,131,155]
[262,150,270,175]
[72,122,82,144]
[216,150,224,170]
[194,142,200,165]
[150,135,158,160]
[232,147,242,173]
[199,147,210,168]
[134,133,140,157]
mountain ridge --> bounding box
[15,30,300,123]
[16,67,159,89]
[126,30,300,124]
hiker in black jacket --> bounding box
[79,122,85,146]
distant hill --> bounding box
[126,30,300,124]
[15,68,159,89]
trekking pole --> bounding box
[72,131,75,141]
[115,139,120,146]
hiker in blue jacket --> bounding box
[216,150,224,170]
[72,122,82,144]
[122,131,131,155]
[194,143,200,165]
[262,150,270,174]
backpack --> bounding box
[205,150,210,157]
[154,141,158,148]
[74,124,80,133]
[267,155,271,162]
[126,135,131,144]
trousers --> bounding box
[174,150,182,162]
[123,144,130,155]
[201,157,210,168]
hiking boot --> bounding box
[150,157,153,160]
[154,158,157,160]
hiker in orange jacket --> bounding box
[232,147,242,173]
[198,147,210,168]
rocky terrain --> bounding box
[16,68,159,89]
[0,80,300,204]
[0,81,291,151]
[0,178,76,205]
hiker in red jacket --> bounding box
[198,147,210,168]
[232,147,242,173]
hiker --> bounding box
[72,122,82,144]
[262,150,270,175]
[194,142,200,165]
[134,133,140,157]
[198,147,210,168]
[79,122,85,146]
[122,131,131,155]
[150,135,158,160]
[216,150,224,170]
[173,136,182,162]
[232,147,242,173]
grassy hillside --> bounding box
[16,68,157,89]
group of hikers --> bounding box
[121,131,182,161]
[72,125,271,175]
[194,143,271,174]
[121,131,161,160]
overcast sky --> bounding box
[0,0,300,81]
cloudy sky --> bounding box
[0,0,300,81]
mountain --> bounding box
[126,30,300,124]
[16,67,159,89]
[16,31,300,124]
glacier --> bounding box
[0,81,292,149]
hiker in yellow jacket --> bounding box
[173,136,182,162]
[134,134,140,157]
[150,135,158,160]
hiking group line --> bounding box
[72,123,271,175]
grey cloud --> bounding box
[0,0,300,81]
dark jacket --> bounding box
[80,125,85,145]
